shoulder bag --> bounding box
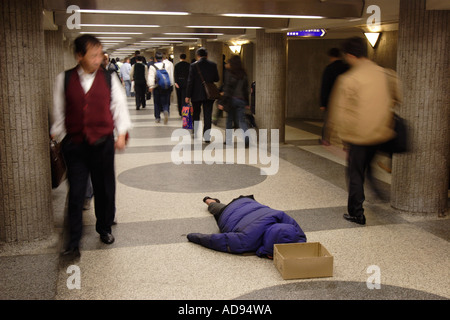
[195,63,221,100]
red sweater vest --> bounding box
[65,68,114,144]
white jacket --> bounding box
[148,59,174,89]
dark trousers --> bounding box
[208,202,226,224]
[192,100,214,141]
[62,135,116,248]
[346,143,379,218]
[153,89,171,119]
[176,86,187,116]
[135,83,147,110]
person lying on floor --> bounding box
[187,195,307,258]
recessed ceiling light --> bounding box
[222,13,324,19]
[151,37,200,40]
[97,37,133,39]
[186,25,262,29]
[140,40,183,43]
[76,9,189,16]
[164,32,224,36]
[79,32,143,35]
[80,24,159,28]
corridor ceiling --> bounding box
[43,0,403,57]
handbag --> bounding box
[195,63,221,100]
[50,138,66,188]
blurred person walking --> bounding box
[185,48,220,143]
[174,53,190,117]
[319,48,349,145]
[120,57,132,97]
[149,52,174,124]
[130,56,150,110]
[218,55,251,146]
[50,34,132,258]
[328,37,402,225]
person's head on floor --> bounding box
[74,34,103,74]
[257,223,306,258]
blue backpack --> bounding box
[153,63,171,90]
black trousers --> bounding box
[346,143,380,218]
[62,135,116,248]
[176,85,187,116]
[135,83,147,110]
[192,100,214,141]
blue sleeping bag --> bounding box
[187,197,306,257]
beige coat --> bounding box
[328,59,402,146]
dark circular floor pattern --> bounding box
[235,280,447,300]
[118,162,267,193]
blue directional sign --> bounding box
[287,29,326,37]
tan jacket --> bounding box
[328,59,402,145]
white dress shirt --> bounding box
[148,59,174,89]
[50,66,132,140]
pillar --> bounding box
[0,0,54,242]
[391,0,449,215]
[255,30,286,143]
[202,40,224,86]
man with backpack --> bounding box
[148,52,174,124]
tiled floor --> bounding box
[0,97,449,301]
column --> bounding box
[0,0,54,242]
[391,0,449,215]
[202,40,224,86]
[255,30,286,143]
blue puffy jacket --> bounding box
[187,196,307,257]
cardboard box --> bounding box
[273,242,333,280]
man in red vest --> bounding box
[51,35,131,258]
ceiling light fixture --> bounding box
[364,32,381,48]
[97,37,133,39]
[79,32,143,35]
[164,32,224,36]
[151,37,200,40]
[187,25,262,29]
[76,9,189,16]
[141,40,183,43]
[80,24,159,28]
[222,13,324,19]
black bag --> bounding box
[391,114,408,153]
[50,138,66,188]
[195,63,220,100]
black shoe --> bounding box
[100,233,115,244]
[343,214,366,225]
[203,196,220,204]
[62,247,80,259]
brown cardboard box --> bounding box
[273,242,333,280]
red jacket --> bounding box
[65,68,114,144]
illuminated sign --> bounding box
[287,29,326,37]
